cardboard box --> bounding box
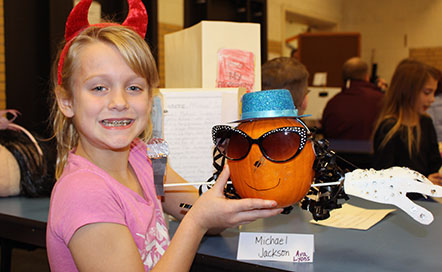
[165,21,261,91]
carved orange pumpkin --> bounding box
[228,117,315,207]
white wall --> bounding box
[158,0,442,84]
[267,0,343,41]
[284,22,308,56]
[340,0,442,83]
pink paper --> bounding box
[217,49,255,92]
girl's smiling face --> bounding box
[58,41,150,155]
[415,76,437,115]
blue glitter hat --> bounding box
[234,89,309,122]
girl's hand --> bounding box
[185,165,283,233]
[428,172,442,186]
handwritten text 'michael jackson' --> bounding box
[255,235,290,258]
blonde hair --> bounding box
[374,58,439,157]
[50,25,159,178]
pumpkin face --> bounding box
[228,117,315,207]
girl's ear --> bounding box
[55,86,74,118]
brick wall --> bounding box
[409,47,442,72]
[0,0,5,110]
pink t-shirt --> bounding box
[47,139,170,271]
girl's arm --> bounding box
[68,166,281,272]
[161,165,198,221]
[428,172,442,186]
[161,165,224,235]
[153,166,283,271]
[425,117,442,174]
[68,223,145,272]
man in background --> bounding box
[261,57,309,115]
[321,57,384,140]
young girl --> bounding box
[46,1,282,271]
[373,59,442,189]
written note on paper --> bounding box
[310,203,395,230]
[160,89,239,183]
[217,48,255,92]
[237,232,314,263]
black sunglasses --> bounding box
[212,125,309,163]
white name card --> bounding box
[237,232,314,263]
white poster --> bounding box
[160,88,241,182]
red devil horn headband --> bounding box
[57,0,148,85]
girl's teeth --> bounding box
[102,120,131,127]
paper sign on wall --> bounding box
[217,49,255,92]
[237,232,314,263]
[159,88,241,183]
